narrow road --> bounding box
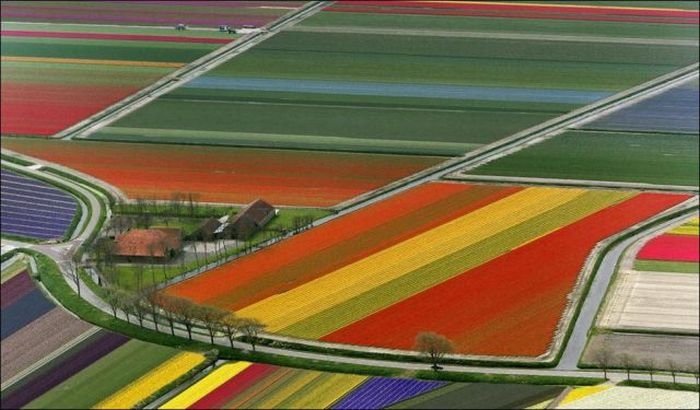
[557,201,699,370]
[54,1,329,140]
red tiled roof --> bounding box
[113,228,182,257]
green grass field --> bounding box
[634,260,699,273]
[470,130,700,186]
[26,340,177,409]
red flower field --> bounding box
[1,83,142,136]
[1,139,445,207]
[166,182,518,307]
[329,1,699,24]
[637,233,699,262]
[1,30,232,44]
[322,193,691,356]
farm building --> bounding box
[189,217,222,241]
[113,228,182,262]
[223,199,277,240]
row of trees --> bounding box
[117,193,207,219]
[594,342,699,386]
[102,287,266,351]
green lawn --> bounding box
[150,217,203,237]
[26,339,177,409]
[300,11,699,39]
[634,260,699,274]
[470,130,700,186]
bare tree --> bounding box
[618,353,634,381]
[152,293,177,336]
[666,359,679,385]
[117,290,133,323]
[65,259,81,297]
[171,297,197,340]
[142,287,161,332]
[415,332,454,371]
[195,305,227,345]
[187,193,200,217]
[239,318,265,352]
[133,263,145,292]
[103,287,122,318]
[202,230,213,263]
[689,362,699,387]
[125,292,148,328]
[147,242,157,285]
[593,342,613,380]
[171,192,183,220]
[219,313,241,348]
[641,357,656,385]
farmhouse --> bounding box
[113,228,182,262]
[223,199,277,240]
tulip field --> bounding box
[1,138,443,207]
[2,0,699,408]
[469,78,700,187]
[166,182,690,356]
[598,215,699,334]
[0,260,206,409]
[635,216,700,273]
[87,0,699,155]
[0,21,236,137]
[161,361,563,409]
[2,1,304,27]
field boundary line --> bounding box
[331,63,699,213]
[54,1,330,140]
[443,174,699,193]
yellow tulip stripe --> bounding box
[252,371,320,409]
[560,384,612,405]
[285,189,633,338]
[160,362,251,409]
[240,187,580,331]
[94,352,205,409]
[668,216,699,236]
[227,368,366,409]
[274,372,367,409]
[239,188,633,338]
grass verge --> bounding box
[618,379,699,392]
